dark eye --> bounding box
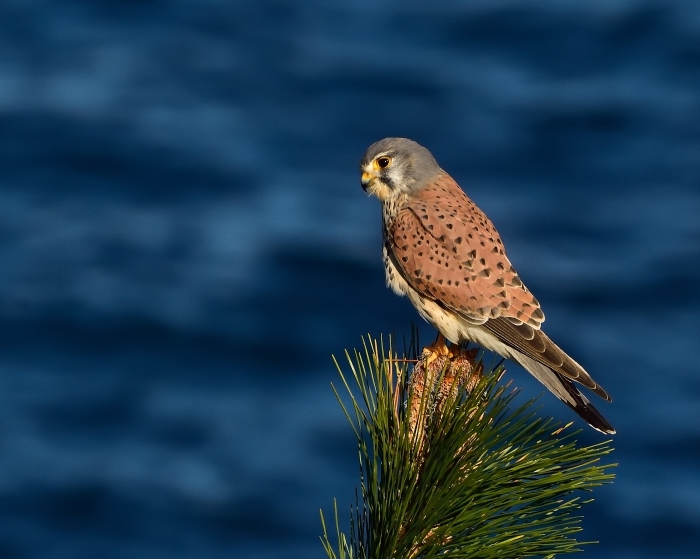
[377,157,391,169]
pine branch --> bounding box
[321,334,615,559]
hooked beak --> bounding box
[361,171,376,192]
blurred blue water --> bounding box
[0,1,698,557]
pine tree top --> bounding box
[321,334,615,559]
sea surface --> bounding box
[0,1,698,558]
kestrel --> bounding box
[360,138,614,434]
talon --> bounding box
[422,333,450,365]
[447,343,461,359]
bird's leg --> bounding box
[422,332,450,365]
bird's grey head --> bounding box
[360,138,443,202]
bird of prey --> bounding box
[360,137,614,434]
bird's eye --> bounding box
[376,157,391,169]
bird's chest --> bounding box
[381,200,410,296]
[382,242,410,296]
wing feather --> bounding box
[389,174,543,325]
[388,173,611,402]
[484,317,611,401]
[405,175,544,326]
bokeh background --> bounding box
[0,1,698,558]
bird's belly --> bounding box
[406,292,465,342]
[408,293,510,352]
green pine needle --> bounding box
[320,334,615,559]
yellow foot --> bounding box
[421,333,452,365]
